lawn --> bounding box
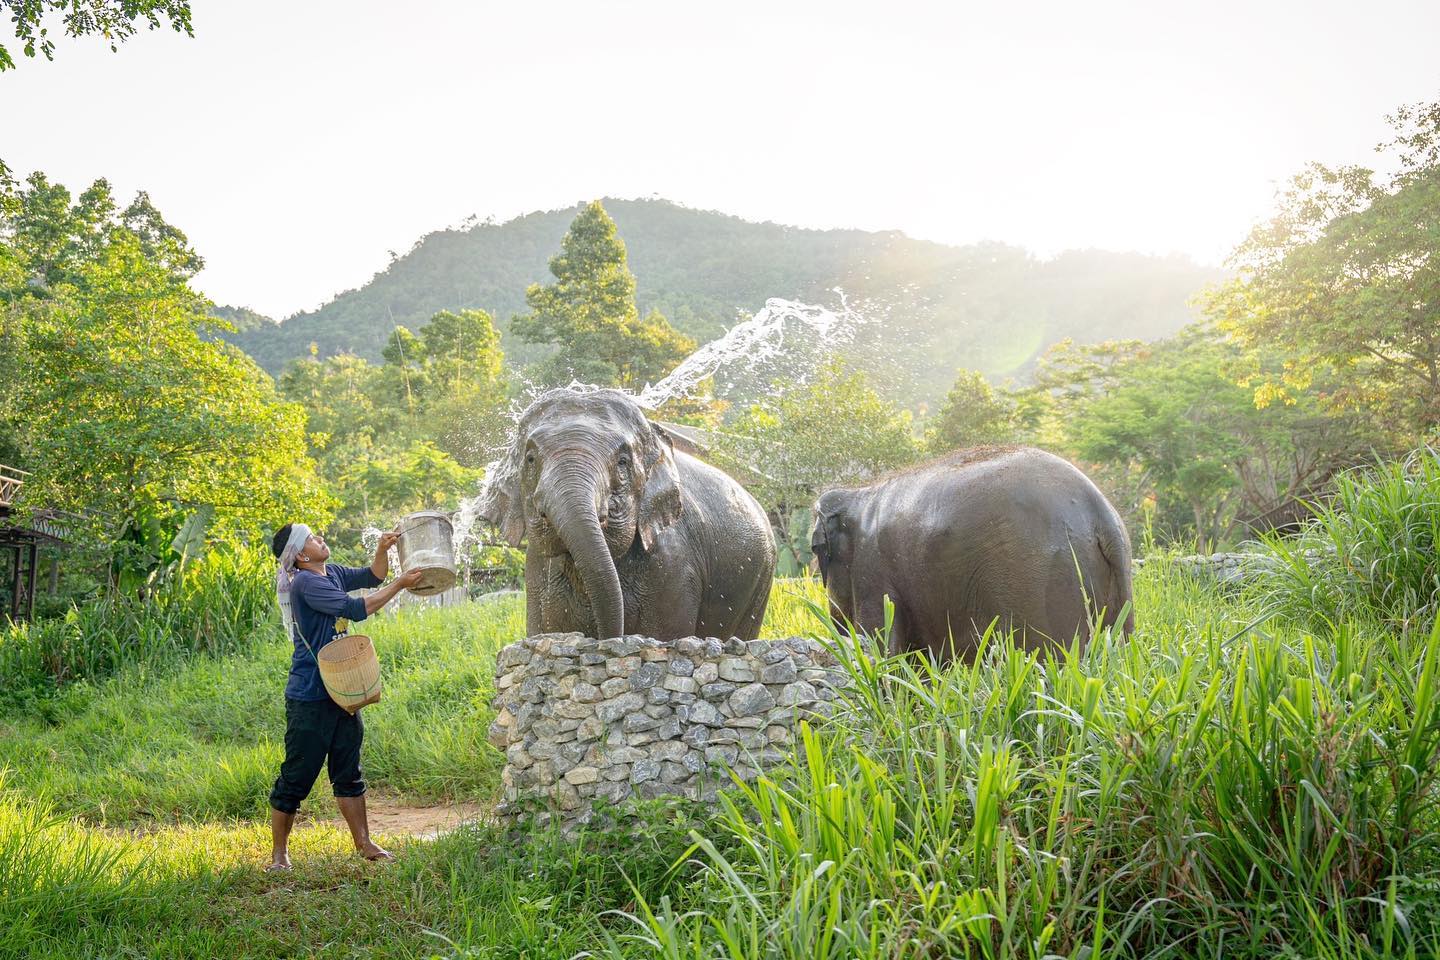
[2,569,1438,958]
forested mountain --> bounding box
[221,199,1223,405]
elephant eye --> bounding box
[617,454,630,470]
[525,452,536,466]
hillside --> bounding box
[221,199,1223,405]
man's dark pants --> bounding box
[269,697,366,813]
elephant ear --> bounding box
[809,509,832,583]
[481,436,527,547]
[637,422,683,552]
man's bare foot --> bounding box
[357,840,393,862]
[264,856,292,873]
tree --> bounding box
[1033,328,1383,550]
[714,360,919,571]
[511,200,695,389]
[925,369,1018,453]
[1204,98,1440,440]
[0,0,193,71]
[3,178,332,553]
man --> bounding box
[267,523,423,872]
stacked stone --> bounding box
[1136,551,1281,587]
[487,634,848,824]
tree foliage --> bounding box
[1204,99,1440,438]
[925,369,1018,453]
[0,0,193,71]
[1,175,331,556]
[511,200,694,389]
[1026,328,1384,550]
[714,360,919,569]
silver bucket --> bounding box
[394,510,458,596]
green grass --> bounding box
[0,599,524,823]
[3,566,1439,958]
[1252,447,1440,636]
[603,565,1440,958]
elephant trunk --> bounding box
[541,463,625,641]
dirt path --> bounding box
[329,798,491,840]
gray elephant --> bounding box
[810,446,1133,662]
[482,387,776,641]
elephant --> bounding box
[810,446,1133,662]
[481,387,776,641]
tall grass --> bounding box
[1253,448,1440,635]
[603,561,1440,958]
[0,599,526,822]
[0,545,277,709]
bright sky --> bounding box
[5,0,1438,319]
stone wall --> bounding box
[487,633,850,825]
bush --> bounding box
[0,545,278,710]
[1252,448,1440,634]
[603,568,1440,957]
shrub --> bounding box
[0,545,278,709]
[1252,448,1440,634]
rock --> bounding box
[760,646,789,664]
[669,656,695,677]
[682,724,710,747]
[603,764,631,781]
[603,746,648,764]
[663,675,699,694]
[597,692,646,723]
[497,643,532,670]
[630,662,665,691]
[766,725,791,744]
[581,666,609,684]
[576,716,604,742]
[622,713,661,733]
[759,660,798,684]
[649,740,687,762]
[564,766,600,785]
[608,655,641,677]
[599,637,641,657]
[682,701,725,727]
[722,638,746,656]
[597,780,631,803]
[692,662,719,685]
[682,750,706,773]
[555,700,593,720]
[626,730,657,747]
[701,681,737,701]
[674,638,706,659]
[778,680,818,707]
[704,744,739,766]
[646,686,672,705]
[718,658,755,682]
[642,704,672,719]
[726,715,766,729]
[661,761,689,784]
[486,716,510,750]
[579,652,608,665]
[600,676,629,698]
[571,682,602,703]
[631,759,661,784]
[729,682,777,716]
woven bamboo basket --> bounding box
[316,634,382,713]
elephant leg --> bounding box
[732,574,772,642]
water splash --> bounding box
[636,293,863,409]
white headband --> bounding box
[282,524,312,569]
[276,523,313,641]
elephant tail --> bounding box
[1096,524,1135,635]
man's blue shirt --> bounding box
[285,563,382,701]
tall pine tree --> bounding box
[512,200,694,389]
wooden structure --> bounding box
[0,465,68,622]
